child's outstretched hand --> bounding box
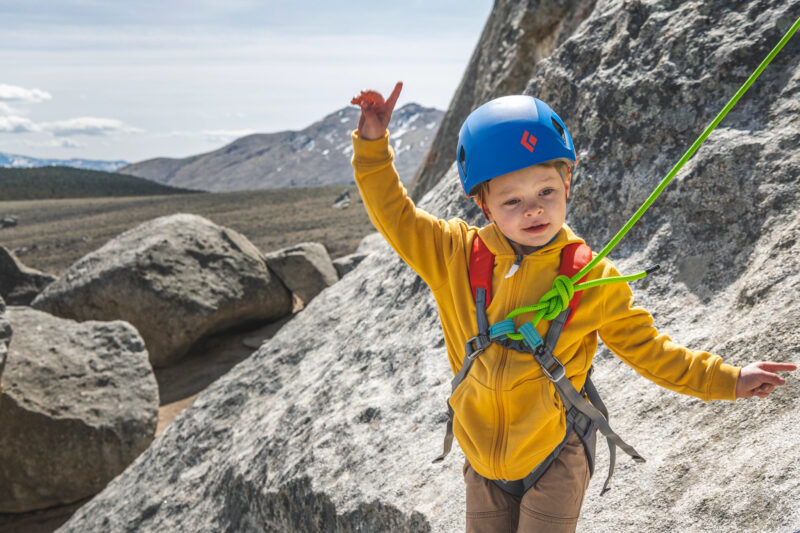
[736,361,797,398]
[350,81,403,141]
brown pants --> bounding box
[463,431,591,533]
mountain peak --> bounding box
[120,103,444,192]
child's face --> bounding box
[481,164,571,251]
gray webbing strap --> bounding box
[433,288,490,463]
[584,376,616,495]
[534,309,645,494]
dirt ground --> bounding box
[0,185,373,277]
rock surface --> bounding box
[32,214,292,367]
[57,1,800,532]
[0,307,157,513]
[410,0,595,200]
[354,232,386,255]
[0,244,57,305]
[264,242,339,305]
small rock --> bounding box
[333,253,368,278]
[264,242,339,305]
[0,215,18,229]
[332,189,351,209]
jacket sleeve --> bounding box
[597,262,740,401]
[351,129,458,290]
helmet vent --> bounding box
[459,146,467,177]
[551,118,567,144]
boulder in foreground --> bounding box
[32,213,292,367]
[0,307,157,513]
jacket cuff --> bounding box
[709,362,741,401]
[351,129,393,163]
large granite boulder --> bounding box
[264,242,339,305]
[57,1,800,532]
[0,307,157,513]
[32,214,292,367]
[410,0,596,200]
[0,245,57,305]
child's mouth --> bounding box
[524,223,548,234]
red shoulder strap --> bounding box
[469,235,494,308]
[469,237,592,322]
[559,242,593,327]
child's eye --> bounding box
[503,199,519,206]
[541,188,554,196]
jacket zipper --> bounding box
[505,254,523,278]
[492,255,523,479]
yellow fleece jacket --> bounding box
[351,130,740,481]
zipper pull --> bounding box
[505,255,522,278]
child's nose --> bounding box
[524,198,544,215]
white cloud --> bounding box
[0,115,40,133]
[41,117,142,136]
[0,102,18,115]
[0,83,52,102]
[23,138,86,149]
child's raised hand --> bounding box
[735,361,797,398]
[350,81,403,141]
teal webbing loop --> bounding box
[490,319,516,339]
[518,322,543,350]
[498,17,799,342]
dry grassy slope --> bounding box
[0,185,373,277]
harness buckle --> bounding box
[541,358,566,382]
[464,336,488,360]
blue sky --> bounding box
[0,1,492,162]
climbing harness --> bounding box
[435,16,799,495]
[434,236,644,495]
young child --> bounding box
[349,81,795,533]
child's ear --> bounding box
[564,168,572,201]
[474,197,493,221]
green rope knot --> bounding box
[541,275,574,320]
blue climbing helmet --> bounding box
[456,95,577,197]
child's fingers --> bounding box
[360,90,385,106]
[756,362,797,373]
[755,383,775,398]
[386,81,403,108]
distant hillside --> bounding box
[119,103,443,192]
[0,166,199,201]
[0,152,128,172]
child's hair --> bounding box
[469,160,571,204]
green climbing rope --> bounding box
[503,16,799,343]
